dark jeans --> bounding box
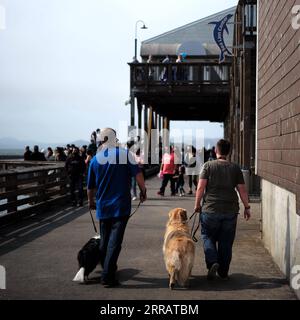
[188,175,198,190]
[160,174,176,195]
[176,174,185,193]
[99,215,129,282]
[200,212,238,277]
[131,176,137,197]
[70,176,83,204]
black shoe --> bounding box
[219,275,229,281]
[207,263,219,281]
[218,271,229,280]
[188,190,193,195]
[157,191,164,196]
[78,201,83,207]
[101,279,120,288]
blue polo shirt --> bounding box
[87,147,140,220]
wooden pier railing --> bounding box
[0,160,159,226]
[0,161,69,225]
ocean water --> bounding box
[0,149,23,156]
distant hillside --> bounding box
[0,136,219,152]
[169,137,220,149]
[0,137,90,150]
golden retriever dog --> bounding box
[163,208,195,289]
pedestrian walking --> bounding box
[184,146,199,195]
[176,164,186,196]
[87,128,147,287]
[66,146,86,206]
[157,146,176,196]
[194,139,251,280]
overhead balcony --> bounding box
[129,62,231,122]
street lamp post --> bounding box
[130,20,148,128]
[134,20,147,62]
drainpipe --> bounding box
[255,0,259,176]
[256,0,262,239]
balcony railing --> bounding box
[130,62,231,88]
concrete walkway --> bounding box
[0,177,297,300]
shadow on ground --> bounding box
[86,268,288,291]
[0,204,89,256]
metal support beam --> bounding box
[137,101,142,130]
[162,117,170,148]
[130,96,135,127]
[164,117,170,130]
[152,110,156,129]
[148,106,153,155]
[144,105,148,135]
[158,114,162,132]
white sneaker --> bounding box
[207,263,219,280]
[132,196,137,201]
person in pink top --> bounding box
[157,146,177,196]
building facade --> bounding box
[256,0,300,298]
[225,0,259,195]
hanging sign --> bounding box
[209,14,233,63]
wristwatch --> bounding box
[245,206,251,210]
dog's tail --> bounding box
[167,251,181,289]
[73,267,85,283]
[169,250,181,271]
[176,253,194,286]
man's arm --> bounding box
[236,184,251,221]
[86,160,96,210]
[136,171,147,202]
[194,178,207,212]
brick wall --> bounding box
[257,0,300,214]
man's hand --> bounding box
[194,205,201,213]
[244,208,251,221]
[88,201,96,210]
[140,189,147,203]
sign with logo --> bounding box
[209,14,233,63]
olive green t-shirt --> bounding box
[199,160,245,214]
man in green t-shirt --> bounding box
[194,139,251,280]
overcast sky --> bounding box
[0,0,238,144]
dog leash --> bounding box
[129,189,146,218]
[89,190,145,230]
[89,209,98,234]
[189,210,201,242]
[129,200,141,218]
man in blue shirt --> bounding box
[87,128,147,287]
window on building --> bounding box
[244,3,257,35]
